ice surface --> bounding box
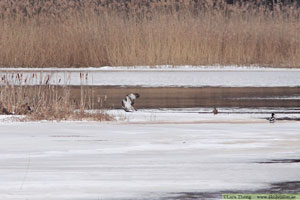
[108,108,300,124]
[0,109,300,200]
[1,66,300,87]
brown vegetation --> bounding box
[0,72,113,121]
[0,0,299,68]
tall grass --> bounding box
[0,0,299,68]
[0,72,112,121]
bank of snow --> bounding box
[108,108,300,124]
[2,65,300,72]
[1,107,299,124]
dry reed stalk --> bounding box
[0,72,113,121]
[0,1,299,68]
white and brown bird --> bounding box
[122,93,140,112]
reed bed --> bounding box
[0,72,113,121]
[0,0,299,68]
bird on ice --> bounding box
[269,113,276,123]
[122,93,140,112]
[213,107,218,115]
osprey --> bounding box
[122,93,140,112]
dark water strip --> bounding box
[162,182,300,200]
[67,86,300,109]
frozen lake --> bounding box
[0,66,299,199]
[0,110,300,200]
[1,66,300,87]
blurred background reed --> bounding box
[0,0,299,68]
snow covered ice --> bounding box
[0,110,300,200]
[1,66,300,87]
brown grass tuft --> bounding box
[0,73,113,121]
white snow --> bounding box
[1,66,300,87]
[2,65,300,71]
[107,108,300,124]
[231,96,300,100]
[0,109,300,200]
